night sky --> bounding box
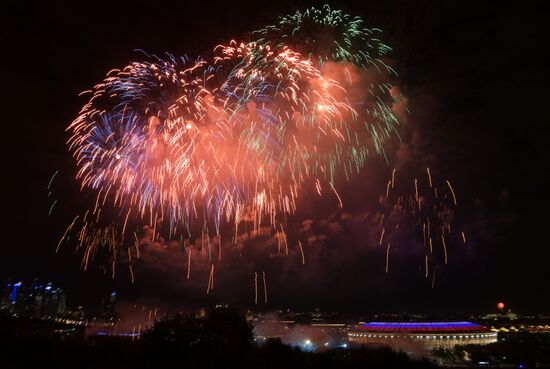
[3,0,548,314]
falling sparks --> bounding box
[330,182,343,209]
[254,272,258,304]
[187,249,192,280]
[56,215,79,252]
[377,168,464,284]
[262,271,268,304]
[298,240,306,265]
[206,264,215,294]
[129,264,135,284]
[446,180,458,206]
[414,178,419,203]
[441,234,448,264]
[47,170,59,190]
[385,242,391,273]
[48,200,57,216]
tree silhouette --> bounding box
[140,306,252,368]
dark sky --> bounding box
[2,0,548,314]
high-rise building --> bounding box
[97,291,117,322]
[0,279,67,319]
[8,282,24,313]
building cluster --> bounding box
[480,311,550,334]
[1,279,66,319]
[0,278,119,325]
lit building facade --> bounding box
[348,322,497,351]
[0,280,67,319]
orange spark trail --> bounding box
[446,180,458,206]
[187,249,192,280]
[122,209,131,237]
[280,224,289,255]
[391,168,396,189]
[441,235,448,264]
[330,182,343,208]
[298,241,305,265]
[56,215,79,252]
[129,264,135,284]
[206,264,214,294]
[461,231,467,244]
[134,233,140,258]
[426,168,433,188]
[414,178,419,207]
[315,179,322,196]
[262,271,268,304]
[385,242,391,273]
[379,228,385,246]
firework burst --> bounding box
[61,6,409,290]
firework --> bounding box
[253,4,393,69]
[67,55,251,234]
[62,6,406,289]
[378,168,466,281]
[253,5,405,172]
[376,168,463,281]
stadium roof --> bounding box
[357,322,490,333]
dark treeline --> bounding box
[1,307,435,369]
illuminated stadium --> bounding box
[348,322,497,351]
